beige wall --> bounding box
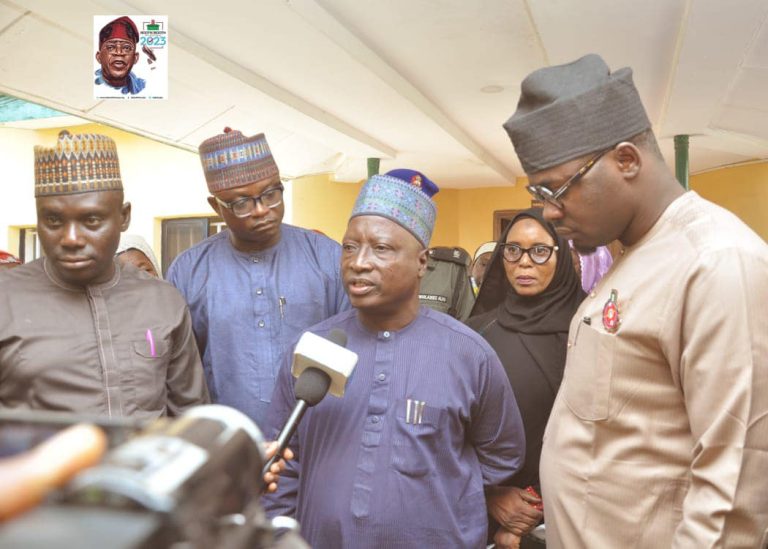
[1,128,41,253]
[690,162,768,241]
[289,174,362,241]
[453,184,532,253]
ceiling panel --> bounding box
[743,14,768,69]
[659,0,768,136]
[0,1,26,31]
[88,70,235,142]
[130,0,466,153]
[530,0,686,125]
[724,67,768,112]
[0,15,98,112]
[317,0,540,167]
[713,105,768,143]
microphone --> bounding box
[261,329,357,478]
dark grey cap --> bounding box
[503,54,651,174]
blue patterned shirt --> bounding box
[167,225,349,425]
[94,68,146,95]
[263,307,525,548]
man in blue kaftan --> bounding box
[263,172,524,548]
[168,129,348,425]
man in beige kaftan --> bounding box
[501,54,768,548]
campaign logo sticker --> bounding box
[94,15,168,100]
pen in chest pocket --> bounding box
[278,296,286,319]
[573,315,592,343]
[406,399,426,424]
[145,328,156,357]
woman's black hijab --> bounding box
[469,208,585,393]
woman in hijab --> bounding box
[115,234,162,278]
[467,208,585,548]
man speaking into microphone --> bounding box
[263,170,526,548]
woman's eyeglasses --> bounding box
[502,244,558,265]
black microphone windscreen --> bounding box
[294,367,331,406]
[328,328,347,348]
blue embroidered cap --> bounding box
[384,168,439,198]
[350,174,437,248]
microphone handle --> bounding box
[261,399,308,479]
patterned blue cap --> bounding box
[350,174,437,248]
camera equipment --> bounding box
[0,405,306,549]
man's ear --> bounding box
[614,142,642,179]
[416,247,429,279]
[120,201,132,231]
[131,52,139,66]
[207,196,222,216]
[95,51,103,64]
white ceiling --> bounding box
[1,0,767,188]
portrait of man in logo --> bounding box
[94,16,145,95]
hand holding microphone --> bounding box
[262,442,294,493]
[261,329,358,479]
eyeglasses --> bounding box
[214,184,284,218]
[526,148,611,209]
[502,244,558,265]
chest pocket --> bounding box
[277,299,324,360]
[391,398,445,477]
[279,299,324,336]
[264,300,324,403]
[563,323,615,421]
[129,337,170,408]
